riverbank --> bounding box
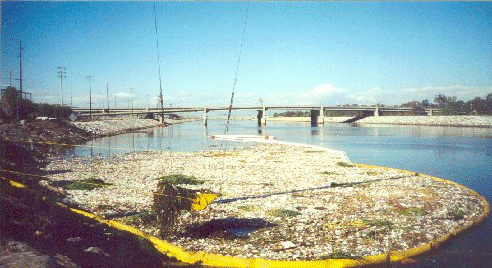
[73,117,197,137]
[235,115,492,127]
[44,141,488,262]
[357,115,492,128]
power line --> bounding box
[224,2,250,137]
[153,1,164,119]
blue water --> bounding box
[73,119,492,267]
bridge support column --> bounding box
[428,109,433,116]
[262,106,267,126]
[318,106,324,125]
[257,109,263,127]
[310,110,320,127]
[374,107,380,117]
[203,108,208,126]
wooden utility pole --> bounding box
[86,76,93,120]
[106,83,109,113]
[18,41,22,99]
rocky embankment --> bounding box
[263,115,492,127]
[45,142,488,262]
[73,118,164,136]
[357,115,492,127]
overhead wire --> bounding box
[220,2,250,151]
[153,1,173,150]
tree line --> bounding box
[1,86,72,123]
[400,93,492,115]
[273,92,492,117]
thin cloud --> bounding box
[348,87,382,104]
[301,84,346,99]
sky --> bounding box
[1,1,491,109]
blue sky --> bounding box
[1,1,491,109]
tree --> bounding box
[1,86,35,122]
[421,99,430,108]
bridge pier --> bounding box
[203,108,208,126]
[428,109,433,116]
[374,107,380,117]
[257,107,267,126]
[310,110,320,127]
[318,106,324,125]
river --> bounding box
[73,119,492,267]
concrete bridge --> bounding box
[72,106,440,127]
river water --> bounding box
[73,119,492,267]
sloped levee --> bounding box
[5,164,490,268]
[342,112,373,123]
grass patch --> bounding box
[364,219,393,228]
[366,229,389,240]
[63,176,112,191]
[238,205,260,212]
[156,174,204,185]
[321,171,337,175]
[336,162,355,168]
[448,207,466,221]
[120,211,157,226]
[365,170,380,176]
[321,250,360,260]
[394,207,425,216]
[266,208,301,218]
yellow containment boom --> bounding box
[191,193,220,211]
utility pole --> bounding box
[86,76,93,120]
[13,41,23,123]
[129,87,134,114]
[18,41,22,98]
[70,84,73,107]
[57,66,66,106]
[106,83,109,113]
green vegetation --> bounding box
[321,171,337,175]
[321,250,360,260]
[238,205,260,212]
[448,207,466,221]
[407,93,492,116]
[365,170,380,176]
[120,210,157,226]
[394,207,425,216]
[272,110,310,117]
[336,162,355,168]
[1,86,73,122]
[266,208,301,218]
[364,219,393,228]
[63,176,112,190]
[156,174,204,185]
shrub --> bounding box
[35,103,72,120]
[156,174,204,185]
[265,208,301,218]
[63,176,112,190]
